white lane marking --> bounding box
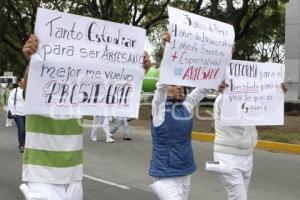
[83,173,130,190]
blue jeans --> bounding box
[14,115,26,146]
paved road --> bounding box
[0,113,299,200]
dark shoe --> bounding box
[123,136,132,141]
[19,145,24,153]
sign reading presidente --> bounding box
[25,8,146,117]
[221,60,285,126]
[159,7,235,89]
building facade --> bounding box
[285,0,300,100]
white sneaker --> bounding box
[106,137,115,143]
[91,137,98,142]
[20,184,30,199]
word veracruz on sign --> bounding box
[221,60,285,126]
[25,8,146,118]
[159,6,235,89]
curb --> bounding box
[192,132,300,155]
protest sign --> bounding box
[221,60,285,126]
[25,8,146,118]
[159,6,235,89]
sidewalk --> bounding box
[192,132,300,155]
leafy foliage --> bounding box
[0,0,287,77]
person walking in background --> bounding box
[8,79,26,153]
[1,82,14,127]
[108,51,152,142]
[90,116,114,143]
[110,117,132,141]
[5,83,15,127]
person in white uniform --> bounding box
[110,117,131,140]
[211,84,288,200]
[91,116,114,143]
[1,82,14,127]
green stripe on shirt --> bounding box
[23,148,82,168]
[26,115,82,135]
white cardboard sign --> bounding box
[25,8,146,118]
[159,7,235,89]
[221,60,285,126]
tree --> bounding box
[0,0,39,76]
[149,0,288,64]
[232,0,287,62]
[0,0,173,76]
[0,0,287,78]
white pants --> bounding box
[4,106,13,126]
[214,152,253,200]
[20,182,82,200]
[150,175,191,200]
[90,116,111,140]
[110,117,129,136]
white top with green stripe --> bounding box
[23,115,83,184]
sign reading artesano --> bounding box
[25,8,146,118]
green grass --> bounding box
[195,106,300,145]
[257,127,300,144]
[192,127,300,145]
